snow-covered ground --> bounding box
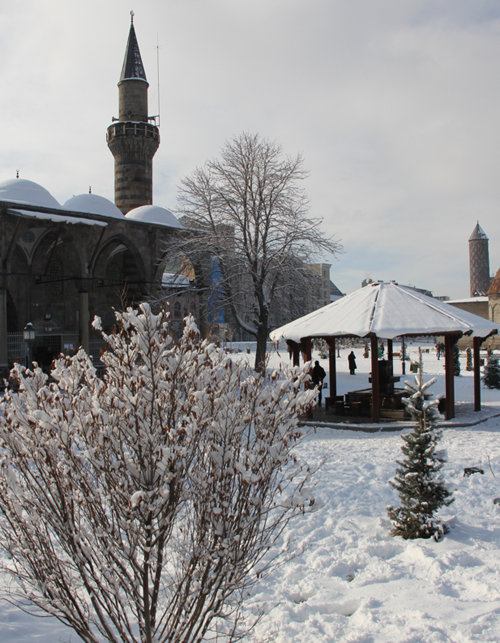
[2,343,500,642]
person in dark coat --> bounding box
[348,351,357,375]
[311,360,327,405]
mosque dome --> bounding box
[63,194,124,219]
[0,178,60,209]
[125,205,182,228]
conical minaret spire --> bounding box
[106,15,160,214]
[120,17,147,82]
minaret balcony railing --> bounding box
[106,121,160,143]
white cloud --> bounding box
[1,0,500,297]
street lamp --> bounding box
[23,322,36,368]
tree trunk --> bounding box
[255,315,268,371]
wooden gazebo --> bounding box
[270,282,500,421]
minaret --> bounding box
[107,13,159,214]
[469,222,491,296]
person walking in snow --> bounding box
[348,351,357,375]
[311,360,327,406]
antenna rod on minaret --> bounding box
[156,34,161,128]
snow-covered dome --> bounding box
[125,205,182,228]
[63,194,124,219]
[0,178,60,209]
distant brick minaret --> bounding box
[107,14,159,214]
[469,222,490,296]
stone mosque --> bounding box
[0,17,184,378]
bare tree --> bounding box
[174,132,341,370]
[0,304,316,643]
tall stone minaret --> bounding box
[107,14,160,214]
[469,222,491,296]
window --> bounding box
[47,260,62,294]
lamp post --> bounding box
[23,322,36,368]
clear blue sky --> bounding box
[1,0,500,298]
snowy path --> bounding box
[1,344,500,642]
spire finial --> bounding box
[130,10,134,23]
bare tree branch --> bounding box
[167,132,341,369]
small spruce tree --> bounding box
[483,350,500,389]
[454,343,461,376]
[466,345,473,371]
[387,351,454,540]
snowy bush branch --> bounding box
[0,304,317,643]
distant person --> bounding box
[311,360,327,406]
[348,351,357,375]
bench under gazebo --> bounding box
[270,282,500,421]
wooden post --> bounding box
[473,336,481,412]
[291,341,300,367]
[302,338,312,364]
[326,337,336,397]
[370,335,379,422]
[387,338,393,375]
[444,334,456,420]
[401,337,406,375]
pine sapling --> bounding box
[466,345,473,371]
[454,343,461,376]
[387,350,454,541]
[483,350,500,389]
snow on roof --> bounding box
[10,209,107,227]
[125,205,183,229]
[0,178,60,209]
[270,281,500,342]
[63,194,124,219]
[448,297,488,304]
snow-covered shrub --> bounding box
[0,304,317,643]
[314,338,328,359]
[483,350,500,389]
[387,369,454,541]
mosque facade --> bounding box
[0,19,183,377]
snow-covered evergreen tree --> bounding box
[466,345,473,371]
[0,304,317,643]
[387,359,454,541]
[454,343,461,376]
[482,350,500,389]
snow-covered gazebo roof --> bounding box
[270,281,500,343]
[270,282,500,422]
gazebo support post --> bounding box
[326,337,337,397]
[289,341,300,367]
[387,338,393,372]
[302,338,312,364]
[444,335,458,420]
[370,335,380,422]
[473,336,482,412]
